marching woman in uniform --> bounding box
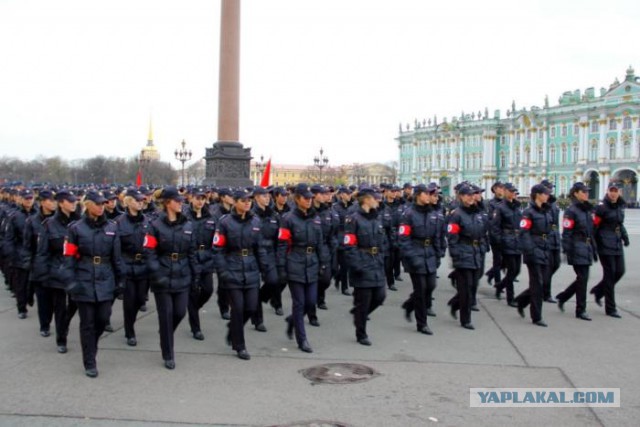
[212,189,267,360]
[184,187,217,340]
[447,184,490,330]
[556,182,597,321]
[591,181,629,318]
[34,189,81,354]
[277,183,328,353]
[342,187,387,345]
[398,183,444,335]
[143,187,200,369]
[115,188,151,346]
[514,184,553,326]
[61,190,124,378]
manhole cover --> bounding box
[299,363,379,384]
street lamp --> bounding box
[255,154,266,185]
[174,139,193,187]
[313,147,329,183]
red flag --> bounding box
[136,169,142,187]
[260,158,271,187]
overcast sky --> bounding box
[1,0,638,169]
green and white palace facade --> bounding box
[397,67,640,202]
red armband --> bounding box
[278,227,291,241]
[143,234,158,249]
[343,233,358,246]
[447,223,461,234]
[398,225,411,236]
[212,232,227,247]
[519,218,532,230]
[63,241,79,257]
[593,215,602,227]
[562,218,575,229]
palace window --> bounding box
[574,124,579,135]
[538,146,543,163]
[559,176,567,196]
[623,116,632,130]
[624,138,631,158]
[538,128,544,139]
[572,144,579,162]
[609,119,617,130]
[524,148,530,164]
[550,126,556,138]
[549,146,556,164]
[589,140,598,161]
[561,125,568,137]
[500,152,506,168]
[561,145,567,163]
[591,121,599,133]
[609,140,616,159]
[515,148,520,164]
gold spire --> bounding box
[147,116,153,144]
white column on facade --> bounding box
[508,131,515,166]
[542,127,548,166]
[519,130,525,167]
[599,174,607,198]
[412,142,418,182]
[577,123,586,163]
[531,129,538,165]
[598,120,607,161]
[431,139,437,170]
[632,118,639,159]
[616,125,623,159]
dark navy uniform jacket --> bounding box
[519,202,553,265]
[213,209,267,290]
[4,205,37,269]
[62,214,124,303]
[144,212,200,293]
[342,207,386,288]
[184,206,217,274]
[561,200,597,266]
[115,209,151,279]
[276,207,328,284]
[490,199,523,255]
[22,208,54,280]
[252,204,280,285]
[447,204,490,270]
[315,203,338,266]
[594,196,629,256]
[546,195,561,251]
[333,200,353,252]
[33,209,80,287]
[397,203,445,275]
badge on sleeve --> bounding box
[562,218,575,229]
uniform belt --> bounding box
[573,235,592,243]
[123,253,144,262]
[198,245,207,251]
[292,246,316,254]
[82,255,111,265]
[412,238,432,246]
[460,238,481,247]
[503,229,520,235]
[165,253,187,261]
[231,249,251,257]
[551,224,558,231]
[531,233,547,240]
[359,246,379,255]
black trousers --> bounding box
[407,273,437,329]
[543,250,561,300]
[187,272,214,333]
[153,290,189,361]
[557,264,590,315]
[12,268,29,313]
[33,281,53,332]
[449,268,481,325]
[216,273,230,315]
[123,276,150,339]
[592,254,625,314]
[486,243,503,284]
[46,287,75,346]
[335,251,350,291]
[228,287,258,351]
[384,247,401,286]
[309,266,332,321]
[288,281,317,346]
[495,254,521,302]
[353,286,386,339]
[77,300,112,370]
[515,262,549,322]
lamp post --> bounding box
[254,154,266,184]
[313,147,329,183]
[174,139,193,187]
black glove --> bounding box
[218,270,231,283]
[151,275,170,291]
[114,281,125,299]
[65,281,83,296]
[593,253,598,262]
[191,276,201,294]
[623,238,630,247]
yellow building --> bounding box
[140,117,160,161]
[250,162,309,186]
